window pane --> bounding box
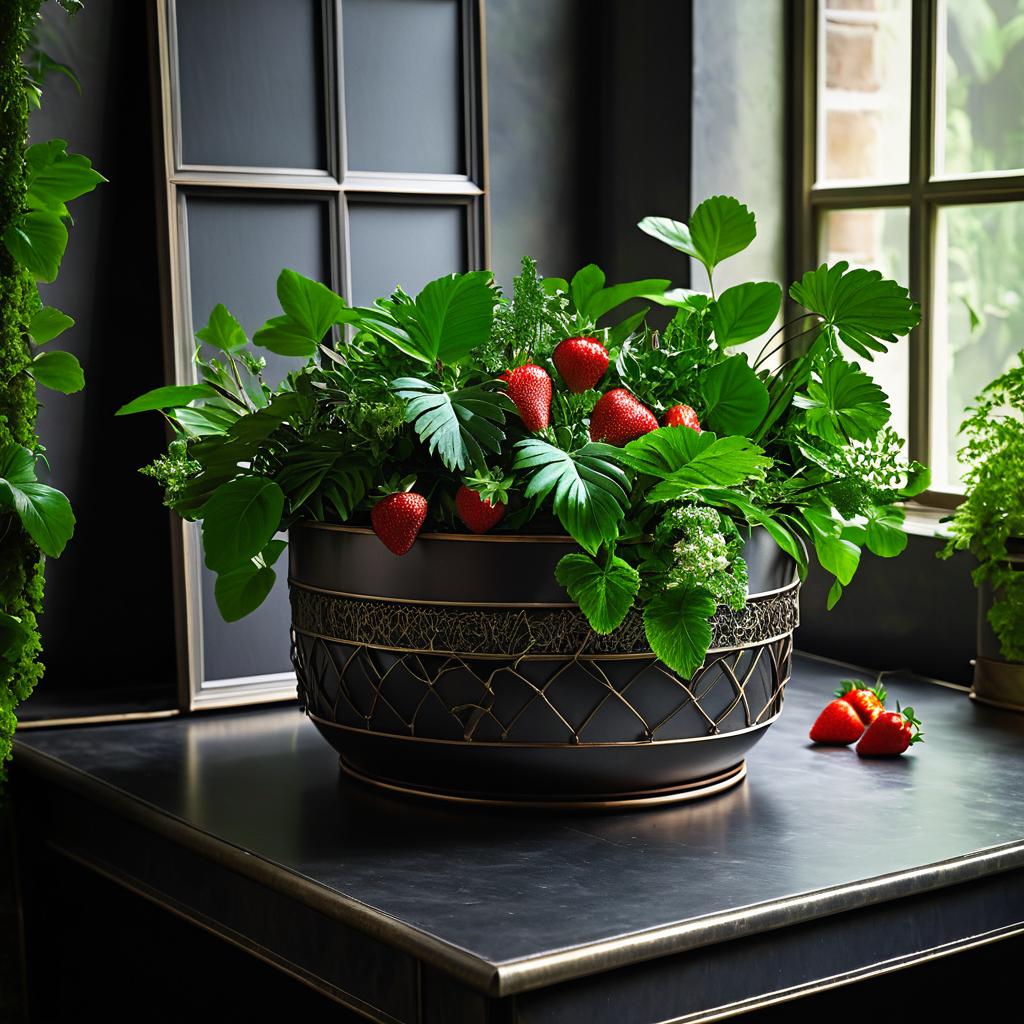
[936,0,1024,176]
[931,202,1024,489]
[820,207,911,444]
[343,0,464,174]
[817,0,912,185]
[176,0,326,170]
[347,202,466,304]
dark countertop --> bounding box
[14,653,1024,998]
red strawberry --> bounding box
[856,705,923,757]
[589,388,659,446]
[553,336,609,393]
[809,698,866,745]
[663,404,701,431]
[836,679,887,725]
[455,485,505,534]
[371,492,428,555]
[501,365,551,431]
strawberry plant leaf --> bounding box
[413,271,499,365]
[196,303,248,353]
[24,139,105,216]
[513,439,632,554]
[712,281,781,346]
[643,585,717,679]
[555,553,640,634]
[789,261,920,360]
[393,377,513,473]
[200,476,285,573]
[277,268,347,343]
[29,350,83,393]
[0,443,75,557]
[700,355,769,436]
[793,359,891,444]
[640,197,756,274]
[28,305,74,345]
[3,209,68,282]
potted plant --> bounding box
[940,352,1024,711]
[122,195,925,807]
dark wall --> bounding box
[23,1,176,712]
[798,535,978,686]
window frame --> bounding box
[789,0,1024,509]
[152,0,490,711]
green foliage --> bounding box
[253,269,347,357]
[555,552,640,634]
[711,281,781,347]
[642,586,717,679]
[793,359,891,445]
[0,443,75,557]
[700,355,769,436]
[214,539,287,622]
[28,348,82,392]
[200,476,285,574]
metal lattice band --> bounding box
[289,581,799,658]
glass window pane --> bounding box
[817,0,912,185]
[931,202,1024,489]
[343,0,464,174]
[348,202,466,304]
[820,207,911,443]
[176,0,326,170]
[185,195,332,682]
[936,0,1024,176]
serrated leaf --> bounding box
[116,383,219,415]
[24,139,105,216]
[414,271,498,364]
[3,210,68,281]
[643,585,717,679]
[700,355,769,436]
[688,196,757,270]
[29,305,74,344]
[393,377,512,473]
[789,261,920,360]
[712,281,781,346]
[0,443,75,557]
[30,350,83,393]
[793,359,891,444]
[513,439,631,554]
[196,303,248,352]
[200,476,285,573]
[555,553,640,634]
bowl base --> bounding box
[339,757,747,810]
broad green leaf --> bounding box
[393,377,513,473]
[569,264,606,318]
[29,305,73,344]
[276,269,347,342]
[414,271,498,364]
[541,277,568,295]
[701,487,808,574]
[793,359,890,444]
[196,303,248,352]
[585,278,671,322]
[616,428,770,499]
[0,611,31,667]
[712,281,781,346]
[116,383,219,415]
[899,461,931,498]
[637,216,698,259]
[643,585,717,679]
[214,562,276,622]
[865,505,907,558]
[700,355,769,436]
[513,439,632,554]
[555,553,640,634]
[801,506,860,586]
[608,306,649,347]
[0,443,75,557]
[688,196,757,271]
[200,476,285,573]
[24,139,105,216]
[3,210,68,281]
[789,261,920,360]
[172,404,240,436]
[253,314,320,357]
[30,350,83,393]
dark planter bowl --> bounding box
[289,523,800,808]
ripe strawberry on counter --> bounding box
[856,706,924,757]
[809,698,866,745]
[553,336,609,393]
[835,680,887,725]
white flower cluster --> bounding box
[658,505,748,611]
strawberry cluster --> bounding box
[809,680,924,757]
[370,335,702,556]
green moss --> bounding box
[0,0,45,772]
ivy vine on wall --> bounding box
[0,0,104,772]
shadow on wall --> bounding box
[797,534,977,686]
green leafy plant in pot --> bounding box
[940,352,1024,710]
[123,195,926,806]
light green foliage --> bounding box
[555,552,640,635]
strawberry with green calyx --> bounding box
[553,336,609,393]
[856,704,924,757]
[589,388,658,446]
[809,698,866,745]
[456,472,512,534]
[663,404,701,432]
[835,679,887,725]
[501,364,551,431]
[371,485,428,556]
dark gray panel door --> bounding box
[347,202,465,304]
[176,0,327,169]
[342,0,463,173]
[185,195,331,682]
